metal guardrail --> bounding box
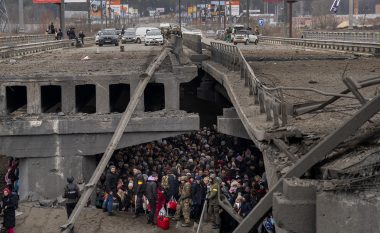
[196,200,208,233]
[303,31,380,43]
[0,34,56,47]
[259,36,380,56]
[210,42,288,128]
[0,40,70,59]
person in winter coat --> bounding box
[191,176,206,222]
[154,185,166,221]
[133,168,146,218]
[1,187,16,233]
[63,176,80,218]
[103,165,118,216]
[167,168,179,200]
[145,173,158,225]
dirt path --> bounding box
[15,202,214,233]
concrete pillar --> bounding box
[130,79,144,112]
[349,0,354,30]
[164,79,180,110]
[19,155,97,201]
[18,0,24,33]
[27,83,41,114]
[61,83,75,113]
[96,81,110,113]
[273,178,316,233]
[0,85,6,116]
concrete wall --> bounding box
[272,178,380,233]
[0,71,196,116]
[0,67,199,200]
[317,192,380,233]
[19,155,97,201]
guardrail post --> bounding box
[258,89,265,114]
[265,97,272,122]
[273,102,280,128]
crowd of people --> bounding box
[1,158,20,233]
[93,126,275,233]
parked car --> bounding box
[121,28,136,43]
[135,27,158,44]
[95,30,101,45]
[216,30,225,40]
[233,30,258,45]
[98,29,119,46]
[205,30,216,38]
[145,29,164,46]
[231,24,245,42]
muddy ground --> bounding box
[15,202,214,233]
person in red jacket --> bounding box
[155,185,166,220]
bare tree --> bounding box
[311,0,339,29]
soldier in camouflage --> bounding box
[207,176,221,229]
[174,176,192,227]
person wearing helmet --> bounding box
[207,176,221,229]
[63,176,80,219]
[174,176,192,227]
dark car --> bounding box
[98,29,119,46]
[121,28,136,43]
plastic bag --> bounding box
[159,206,167,216]
[167,197,177,210]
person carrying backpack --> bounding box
[63,176,80,219]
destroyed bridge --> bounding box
[0,31,380,233]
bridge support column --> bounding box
[163,79,180,110]
[27,83,41,114]
[96,81,110,113]
[0,85,6,116]
[273,178,316,233]
[18,154,97,201]
[130,79,144,112]
[62,84,75,113]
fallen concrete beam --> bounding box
[233,93,380,233]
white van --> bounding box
[135,27,159,44]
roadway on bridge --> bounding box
[0,43,163,78]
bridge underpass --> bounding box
[1,33,380,233]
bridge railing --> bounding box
[259,36,380,56]
[210,42,288,128]
[182,33,202,54]
[302,31,380,43]
[0,40,71,59]
[0,34,56,47]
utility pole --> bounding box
[100,0,104,28]
[87,0,91,32]
[60,0,65,38]
[179,0,182,31]
[287,0,296,38]
[218,0,221,27]
[246,0,249,29]
[104,0,108,28]
[348,0,353,29]
[223,3,226,29]
[354,0,359,15]
[18,0,24,33]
